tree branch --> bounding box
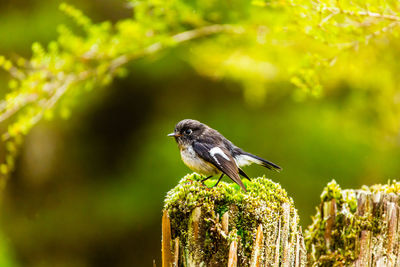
[109,24,243,72]
[322,7,400,22]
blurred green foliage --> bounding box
[0,0,400,266]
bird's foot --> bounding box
[201,175,213,183]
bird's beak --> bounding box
[167,132,181,137]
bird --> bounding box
[168,119,281,191]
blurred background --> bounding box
[1,0,400,266]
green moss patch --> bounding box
[164,173,300,265]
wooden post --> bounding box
[306,180,400,266]
[162,210,173,267]
[162,174,307,266]
[164,178,400,266]
[250,224,263,267]
[227,239,238,267]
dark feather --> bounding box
[243,152,282,171]
[193,142,247,192]
[238,168,251,181]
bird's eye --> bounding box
[185,129,192,135]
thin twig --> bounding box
[334,21,400,49]
[109,24,243,72]
[0,94,39,123]
[8,66,26,80]
[322,7,400,22]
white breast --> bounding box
[180,146,219,176]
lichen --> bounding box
[164,173,301,265]
[305,179,400,266]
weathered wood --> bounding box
[306,180,400,266]
[281,202,291,267]
[187,206,203,266]
[354,192,373,267]
[250,224,263,267]
[322,199,336,252]
[162,175,307,266]
[173,238,179,267]
[273,219,281,267]
[162,210,173,267]
[227,240,238,267]
[163,178,400,266]
[222,211,229,236]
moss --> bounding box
[164,173,300,265]
[305,179,400,266]
[363,179,400,194]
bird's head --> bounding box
[168,119,206,148]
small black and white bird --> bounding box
[168,119,281,191]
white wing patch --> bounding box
[209,147,230,165]
[234,154,259,167]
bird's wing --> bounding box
[192,142,246,191]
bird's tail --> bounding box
[243,152,282,171]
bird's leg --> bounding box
[201,175,213,182]
[212,174,224,188]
